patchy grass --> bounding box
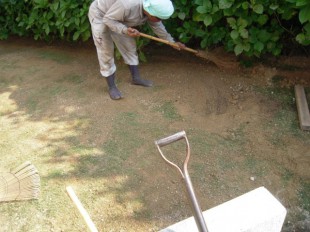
[57,74,85,84]
[1,40,310,232]
[0,59,19,71]
[156,101,182,120]
[257,86,309,145]
[299,182,310,212]
[281,168,295,186]
[36,50,72,64]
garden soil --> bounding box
[0,37,309,232]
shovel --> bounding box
[155,131,209,232]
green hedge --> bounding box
[0,0,309,57]
[0,0,91,41]
[172,0,310,56]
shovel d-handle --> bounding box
[155,131,186,147]
[155,131,189,178]
[155,131,209,232]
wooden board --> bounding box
[294,85,310,130]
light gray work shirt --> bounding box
[96,0,175,42]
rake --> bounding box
[0,161,40,202]
[139,33,239,70]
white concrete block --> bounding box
[160,187,287,232]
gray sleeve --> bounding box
[102,1,128,34]
[148,21,175,42]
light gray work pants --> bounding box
[88,1,139,77]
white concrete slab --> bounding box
[160,187,287,232]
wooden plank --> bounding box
[294,85,310,130]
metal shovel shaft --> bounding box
[183,170,208,232]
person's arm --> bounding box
[102,1,129,35]
[147,21,175,42]
[148,21,185,50]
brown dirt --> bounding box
[0,37,309,232]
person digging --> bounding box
[88,0,185,100]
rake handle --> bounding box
[66,186,98,232]
[139,33,198,54]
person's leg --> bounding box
[105,72,122,100]
[128,65,153,87]
[111,32,153,87]
[88,2,122,99]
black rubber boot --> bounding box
[129,65,153,87]
[106,73,122,100]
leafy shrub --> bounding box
[289,0,310,46]
[0,0,91,41]
[0,0,309,57]
[169,0,309,56]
